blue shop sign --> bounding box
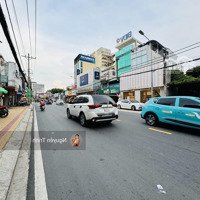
[80,74,88,86]
[116,31,132,44]
[79,54,95,63]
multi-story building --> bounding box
[3,62,23,106]
[0,55,7,87]
[91,47,114,71]
[32,82,45,97]
[120,39,172,102]
[115,31,141,78]
[77,68,100,94]
[74,54,95,86]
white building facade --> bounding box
[120,40,172,102]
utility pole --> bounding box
[22,53,36,89]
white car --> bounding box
[56,99,64,105]
[66,94,118,126]
[117,99,144,111]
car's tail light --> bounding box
[88,104,102,109]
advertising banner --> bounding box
[79,54,95,63]
[80,74,89,86]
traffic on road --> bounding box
[25,96,200,200]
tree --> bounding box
[186,66,200,78]
[49,88,64,94]
[168,68,200,87]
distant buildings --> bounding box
[74,54,95,86]
[0,61,27,106]
[32,82,45,98]
[71,30,178,102]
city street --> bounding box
[28,103,200,200]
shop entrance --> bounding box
[140,88,161,103]
[123,91,135,101]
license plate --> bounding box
[102,104,112,108]
[103,114,112,117]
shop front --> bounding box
[140,88,163,103]
[102,82,120,95]
[122,91,135,101]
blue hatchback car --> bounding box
[141,96,200,129]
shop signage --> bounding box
[94,71,100,80]
[80,74,89,86]
[79,54,95,63]
[116,31,132,44]
[103,83,120,94]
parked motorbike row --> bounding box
[0,106,9,118]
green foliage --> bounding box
[169,69,200,87]
[186,66,200,78]
[49,88,64,94]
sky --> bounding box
[1,0,200,90]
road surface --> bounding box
[27,103,200,200]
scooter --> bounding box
[0,106,9,118]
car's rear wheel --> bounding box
[131,105,136,111]
[145,113,158,126]
[79,112,87,127]
[117,105,121,109]
[67,109,72,119]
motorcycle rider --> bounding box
[40,99,45,110]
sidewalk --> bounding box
[0,104,33,200]
[0,106,28,150]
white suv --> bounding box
[66,95,118,126]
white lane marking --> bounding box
[116,119,121,121]
[34,107,48,200]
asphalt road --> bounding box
[29,103,200,200]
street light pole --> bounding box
[139,30,154,97]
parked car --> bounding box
[56,99,64,105]
[66,94,118,126]
[141,96,200,129]
[117,99,144,111]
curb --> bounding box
[0,104,34,200]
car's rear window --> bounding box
[92,95,115,105]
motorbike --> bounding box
[40,105,45,111]
[0,106,9,118]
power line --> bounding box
[4,0,25,71]
[33,0,37,78]
[0,3,27,83]
[93,56,200,88]
[129,41,200,70]
[11,0,26,56]
[34,0,37,58]
[25,0,32,56]
[120,56,200,79]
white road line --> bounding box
[34,107,48,200]
[116,119,121,121]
